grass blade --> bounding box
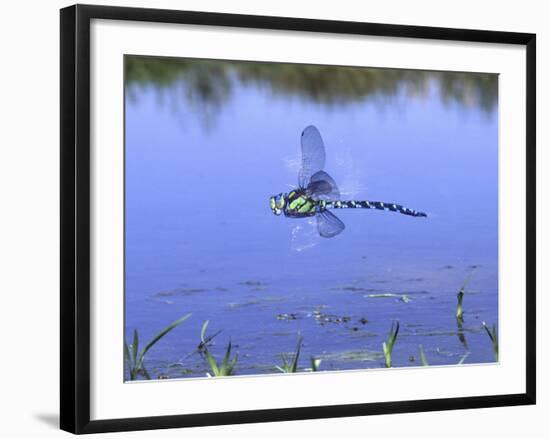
[132,329,139,367]
[124,342,135,380]
[383,321,399,368]
[419,345,428,366]
[124,342,132,366]
[200,320,209,344]
[138,313,192,367]
[220,341,232,375]
[456,290,464,321]
[227,353,238,375]
[389,321,399,352]
[382,342,390,367]
[205,350,219,376]
[482,321,499,361]
[456,269,476,321]
[200,322,238,376]
[291,337,303,373]
[277,337,303,373]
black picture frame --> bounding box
[60,4,536,434]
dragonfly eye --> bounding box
[275,194,286,209]
[269,195,285,216]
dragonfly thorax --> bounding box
[269,190,319,218]
[285,189,318,218]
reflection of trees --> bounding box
[125,55,497,117]
[126,57,232,126]
[435,72,497,112]
[234,62,431,105]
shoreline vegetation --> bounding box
[124,276,498,381]
[125,56,498,126]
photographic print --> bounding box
[123,55,499,381]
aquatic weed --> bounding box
[276,336,303,373]
[482,321,499,361]
[200,321,238,376]
[310,357,322,372]
[419,345,428,366]
[382,321,399,368]
[124,313,192,381]
[456,290,465,321]
[456,268,476,322]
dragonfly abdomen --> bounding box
[320,200,427,218]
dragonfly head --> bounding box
[269,193,286,216]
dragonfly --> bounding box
[269,125,427,238]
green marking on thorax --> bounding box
[288,196,304,210]
[297,200,314,213]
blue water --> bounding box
[125,64,498,380]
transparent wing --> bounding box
[316,210,345,238]
[290,218,320,252]
[306,171,341,201]
[298,125,326,188]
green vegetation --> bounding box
[200,321,238,377]
[125,55,498,119]
[310,357,322,372]
[123,311,495,379]
[419,345,429,366]
[482,321,499,361]
[124,277,499,379]
[382,321,400,368]
[276,337,303,373]
[456,289,465,322]
[456,269,476,322]
[124,313,191,381]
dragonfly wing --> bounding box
[298,125,326,187]
[306,170,341,200]
[316,210,345,238]
[290,218,320,252]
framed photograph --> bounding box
[60,4,536,434]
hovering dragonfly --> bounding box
[269,125,427,238]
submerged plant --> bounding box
[201,321,238,377]
[482,321,499,361]
[382,321,400,368]
[276,336,303,373]
[124,313,192,381]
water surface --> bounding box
[124,57,498,379]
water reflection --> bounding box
[125,55,497,119]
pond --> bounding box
[124,56,498,380]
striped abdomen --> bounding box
[319,200,427,218]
